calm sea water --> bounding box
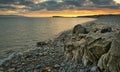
[0,17,95,59]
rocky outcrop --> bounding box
[63,23,120,72]
[98,32,120,72]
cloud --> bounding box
[0,4,27,9]
[114,0,120,3]
[29,0,61,11]
[0,0,35,6]
[0,0,16,4]
[91,0,115,5]
[0,0,119,13]
[29,0,119,11]
[0,4,16,10]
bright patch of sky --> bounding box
[33,0,48,4]
[114,0,120,3]
[33,0,63,4]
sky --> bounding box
[114,0,120,3]
[0,0,120,17]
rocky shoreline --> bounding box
[0,19,120,72]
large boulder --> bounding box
[64,38,86,63]
[72,24,87,34]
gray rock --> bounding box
[36,41,47,47]
[90,66,100,72]
[101,26,112,33]
[36,65,41,69]
[73,24,87,34]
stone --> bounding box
[54,64,60,68]
[64,38,87,63]
[101,27,112,33]
[90,66,100,72]
[41,67,51,72]
[0,67,3,71]
[36,65,41,69]
[7,68,15,72]
[73,24,87,34]
[61,63,65,67]
[36,41,47,47]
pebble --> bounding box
[0,34,99,72]
[42,67,51,72]
[8,68,15,72]
[36,65,41,69]
[54,64,60,68]
[61,63,65,67]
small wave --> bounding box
[0,53,16,66]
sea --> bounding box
[0,17,95,60]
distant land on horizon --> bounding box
[0,14,120,18]
[52,14,120,18]
[0,15,27,18]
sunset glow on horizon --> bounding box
[0,9,120,17]
[19,9,120,17]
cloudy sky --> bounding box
[0,0,120,17]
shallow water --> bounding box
[0,17,95,59]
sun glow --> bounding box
[20,9,120,17]
[114,0,120,3]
